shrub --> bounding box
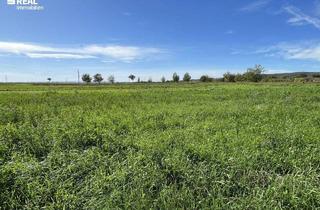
[243,65,264,82]
[223,72,236,82]
[235,74,245,82]
[199,75,213,82]
[296,73,308,78]
[294,78,307,83]
[262,77,273,82]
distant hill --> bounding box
[263,72,320,78]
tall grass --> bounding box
[0,83,320,209]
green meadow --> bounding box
[0,83,320,209]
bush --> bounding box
[199,75,213,82]
[262,77,273,82]
[294,78,307,83]
[235,74,245,82]
[223,72,236,82]
[296,73,308,78]
[243,65,264,82]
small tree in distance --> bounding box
[161,76,166,83]
[108,75,115,84]
[200,75,213,82]
[183,73,191,82]
[47,78,52,83]
[235,73,245,82]
[82,74,92,84]
[148,77,152,83]
[173,72,180,82]
[93,73,104,84]
[244,64,264,82]
[223,72,236,82]
[129,74,136,82]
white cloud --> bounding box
[25,53,96,59]
[257,41,320,61]
[0,42,54,54]
[0,41,163,62]
[83,45,162,62]
[284,6,320,29]
[240,0,271,12]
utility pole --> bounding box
[77,69,80,84]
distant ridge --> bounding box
[264,72,320,78]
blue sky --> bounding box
[0,0,320,82]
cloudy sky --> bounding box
[0,0,320,82]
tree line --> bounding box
[81,74,114,84]
[76,65,266,84]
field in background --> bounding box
[0,83,320,209]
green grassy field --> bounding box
[0,83,320,209]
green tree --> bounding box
[108,75,115,84]
[183,73,191,82]
[93,73,104,84]
[244,65,264,82]
[82,74,92,84]
[161,76,166,83]
[173,72,180,82]
[129,74,136,82]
